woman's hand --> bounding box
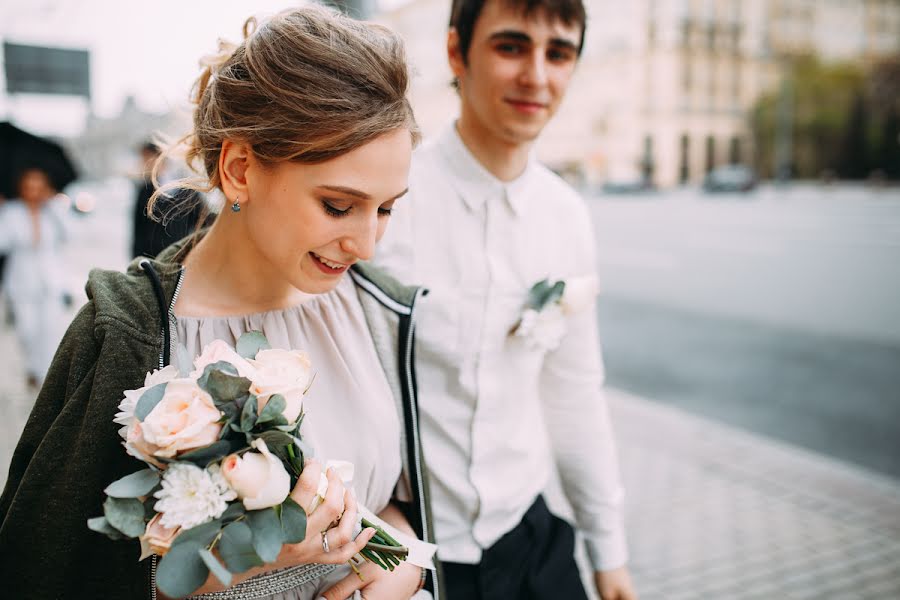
[320,559,422,600]
[180,459,376,597]
[279,458,377,566]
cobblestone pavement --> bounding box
[2,312,899,599]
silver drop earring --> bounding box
[231,197,241,213]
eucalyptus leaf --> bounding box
[87,516,127,540]
[171,519,222,549]
[156,539,210,598]
[256,395,286,424]
[240,395,259,432]
[279,497,307,544]
[218,521,264,573]
[526,279,551,309]
[197,361,239,390]
[246,508,283,563]
[134,382,168,421]
[221,502,245,522]
[198,548,233,587]
[545,280,565,305]
[178,439,244,468]
[206,369,252,403]
[104,469,160,498]
[103,497,146,538]
[236,331,270,359]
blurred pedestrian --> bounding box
[374,0,637,599]
[131,140,209,259]
[0,168,70,389]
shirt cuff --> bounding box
[583,528,629,572]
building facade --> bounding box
[379,0,900,188]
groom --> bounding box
[374,0,637,598]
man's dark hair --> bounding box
[449,0,587,63]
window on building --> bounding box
[641,135,655,184]
[680,134,691,183]
[705,135,716,173]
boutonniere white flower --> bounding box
[511,275,599,351]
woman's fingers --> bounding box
[306,467,345,532]
[289,458,321,510]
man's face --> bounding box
[450,0,581,147]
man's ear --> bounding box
[447,27,466,81]
[219,140,251,206]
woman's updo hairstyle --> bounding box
[152,5,418,211]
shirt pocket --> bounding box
[416,287,461,363]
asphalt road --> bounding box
[589,184,900,479]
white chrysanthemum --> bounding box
[515,304,566,351]
[154,463,237,529]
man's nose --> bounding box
[519,50,549,87]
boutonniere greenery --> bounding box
[511,276,599,351]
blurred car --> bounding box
[703,165,757,193]
[600,178,656,195]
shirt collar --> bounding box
[435,122,535,218]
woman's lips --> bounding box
[310,252,349,274]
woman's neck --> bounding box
[175,213,303,317]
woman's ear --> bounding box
[219,140,251,206]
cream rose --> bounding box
[138,379,223,458]
[115,365,180,429]
[221,439,291,510]
[138,513,181,561]
[559,275,599,315]
[248,349,313,424]
[190,339,256,379]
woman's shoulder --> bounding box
[82,265,165,345]
[349,262,421,312]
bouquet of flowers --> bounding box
[88,332,413,598]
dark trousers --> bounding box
[442,496,589,600]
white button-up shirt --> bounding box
[373,124,628,571]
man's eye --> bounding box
[497,43,524,54]
[548,49,575,62]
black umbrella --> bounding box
[0,121,79,198]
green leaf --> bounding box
[103,497,146,538]
[221,502,245,523]
[218,521,264,573]
[545,280,565,305]
[240,395,258,432]
[104,469,160,498]
[256,430,294,455]
[86,516,127,540]
[198,548,233,587]
[279,496,307,544]
[526,279,551,309]
[156,539,210,598]
[177,439,244,468]
[246,508,283,563]
[171,519,222,549]
[236,331,270,359]
[134,382,168,421]
[205,370,252,403]
[197,360,238,385]
[256,395,286,424]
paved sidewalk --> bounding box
[2,319,899,599]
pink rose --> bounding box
[249,349,313,424]
[190,339,255,379]
[221,439,291,510]
[138,513,181,561]
[138,379,222,458]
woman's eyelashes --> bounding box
[321,199,393,218]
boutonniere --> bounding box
[511,275,599,351]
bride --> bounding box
[0,7,439,600]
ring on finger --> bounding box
[321,530,330,553]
